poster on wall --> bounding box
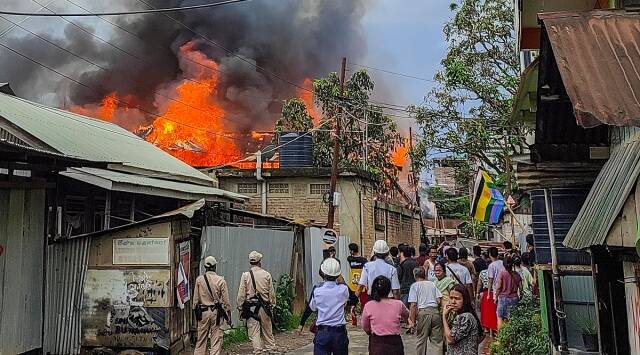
[113,238,169,265]
[81,269,170,348]
[176,241,191,308]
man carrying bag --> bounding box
[237,251,277,354]
[193,256,231,355]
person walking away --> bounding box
[472,246,487,275]
[408,267,443,355]
[457,248,477,295]
[347,243,368,314]
[397,245,418,306]
[434,262,456,310]
[476,264,492,333]
[513,255,533,299]
[442,285,483,355]
[444,248,473,300]
[416,243,429,268]
[193,256,231,355]
[237,251,276,354]
[362,276,409,355]
[358,240,401,300]
[310,258,350,355]
[423,245,438,282]
[484,247,503,333]
[495,255,522,329]
[486,247,504,299]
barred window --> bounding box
[374,208,386,226]
[268,183,290,194]
[237,183,257,194]
[309,183,331,195]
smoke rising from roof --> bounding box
[0,0,368,131]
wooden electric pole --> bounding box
[327,57,347,229]
[408,127,428,244]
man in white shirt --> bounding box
[487,246,505,300]
[358,240,401,301]
[408,267,443,355]
[310,258,350,354]
[445,247,474,298]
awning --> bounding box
[540,10,640,128]
[511,58,538,125]
[563,136,640,249]
[60,167,247,202]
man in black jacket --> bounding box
[397,245,418,307]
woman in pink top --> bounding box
[362,275,409,355]
[495,255,522,329]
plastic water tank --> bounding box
[279,132,313,168]
[530,188,592,265]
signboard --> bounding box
[322,229,337,245]
[82,269,170,348]
[113,238,169,265]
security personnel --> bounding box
[310,258,350,355]
[193,256,231,355]
[358,240,401,300]
[237,251,277,354]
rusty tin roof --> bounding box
[540,10,640,128]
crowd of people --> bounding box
[191,239,537,355]
[302,238,537,355]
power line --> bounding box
[0,12,244,138]
[0,41,244,141]
[0,0,55,37]
[61,0,285,106]
[348,63,436,83]
[0,0,251,17]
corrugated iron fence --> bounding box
[200,226,294,322]
[44,237,91,355]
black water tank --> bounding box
[279,132,313,168]
[530,188,592,265]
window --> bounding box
[310,183,331,195]
[237,183,257,194]
[268,183,289,194]
[374,207,386,231]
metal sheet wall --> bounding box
[200,226,294,322]
[43,237,91,355]
[561,274,596,350]
[0,188,46,354]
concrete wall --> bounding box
[219,175,421,257]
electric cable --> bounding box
[0,0,251,17]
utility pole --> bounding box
[408,127,428,244]
[327,57,346,229]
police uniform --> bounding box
[193,257,231,355]
[237,251,276,354]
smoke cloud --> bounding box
[0,0,368,132]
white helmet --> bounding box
[373,240,390,254]
[320,258,341,277]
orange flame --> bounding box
[70,92,118,122]
[391,138,409,167]
[299,78,321,126]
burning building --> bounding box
[0,0,368,168]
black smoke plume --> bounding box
[0,0,367,131]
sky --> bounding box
[361,0,452,114]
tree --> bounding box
[413,0,526,188]
[425,186,469,220]
[276,70,404,182]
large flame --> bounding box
[144,42,241,166]
[299,78,321,126]
[391,138,409,167]
[66,43,322,169]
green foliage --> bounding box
[426,186,469,219]
[490,298,550,355]
[460,219,488,238]
[272,274,296,331]
[275,98,314,133]
[414,0,529,190]
[276,70,403,184]
[574,309,597,335]
[222,327,249,349]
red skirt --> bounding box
[480,290,497,331]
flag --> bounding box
[470,170,505,224]
[176,261,189,309]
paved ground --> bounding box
[285,325,417,355]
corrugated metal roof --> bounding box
[563,135,640,249]
[540,10,640,128]
[60,167,247,202]
[0,93,212,184]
